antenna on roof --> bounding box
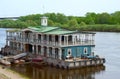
[40,3,48,26]
[42,5,45,15]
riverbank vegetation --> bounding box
[1,11,120,32]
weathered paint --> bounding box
[62,45,95,59]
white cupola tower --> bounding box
[41,16,48,26]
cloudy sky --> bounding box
[0,0,120,17]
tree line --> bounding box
[1,11,120,32]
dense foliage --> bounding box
[1,11,120,32]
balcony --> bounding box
[7,35,95,47]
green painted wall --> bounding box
[61,45,95,59]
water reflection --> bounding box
[10,64,105,79]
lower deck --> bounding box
[1,45,105,69]
[44,57,105,69]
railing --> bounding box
[7,36,95,46]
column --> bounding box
[81,34,83,45]
[59,48,62,60]
[66,35,68,45]
[22,43,25,52]
[6,31,8,45]
[59,35,61,46]
[79,34,81,44]
[72,35,74,45]
[18,43,20,50]
[36,33,38,43]
[31,33,33,43]
[52,47,55,58]
[41,46,44,56]
[64,35,65,45]
[52,35,55,46]
[16,32,18,41]
[47,35,49,44]
[92,34,95,41]
[22,32,25,42]
[75,35,77,45]
[32,45,34,54]
[19,32,22,42]
[91,34,93,45]
[20,43,22,52]
[36,45,38,55]
[47,47,49,57]
[38,46,41,55]
[93,34,95,45]
[41,34,43,44]
[16,43,18,50]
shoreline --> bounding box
[0,65,29,79]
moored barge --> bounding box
[5,16,105,69]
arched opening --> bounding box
[55,35,58,42]
[49,47,52,57]
[61,36,64,45]
[49,35,52,42]
[24,30,32,38]
[55,48,59,59]
[38,45,41,55]
[68,35,72,41]
[25,44,32,53]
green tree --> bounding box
[111,11,120,24]
[85,12,96,24]
[68,19,79,30]
[48,20,54,26]
[96,13,111,24]
[15,20,28,28]
[25,20,37,26]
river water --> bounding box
[0,28,120,79]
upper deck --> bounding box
[6,28,95,47]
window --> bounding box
[84,47,88,54]
[66,48,72,59]
[67,49,72,56]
